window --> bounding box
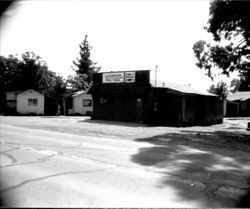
[83,99,92,107]
[28,98,38,106]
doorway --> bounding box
[135,98,143,122]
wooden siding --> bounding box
[93,95,145,122]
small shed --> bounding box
[225,91,250,117]
[16,89,44,115]
[69,91,93,115]
[5,91,22,115]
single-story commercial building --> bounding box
[6,89,45,115]
[68,90,93,115]
[90,70,223,127]
[224,91,250,117]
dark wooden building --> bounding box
[90,70,223,127]
[224,91,250,117]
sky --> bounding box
[0,0,233,91]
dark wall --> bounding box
[91,70,151,123]
[148,88,182,126]
[44,97,62,116]
[181,95,200,126]
[200,96,223,125]
[226,99,250,117]
[182,95,223,126]
[240,99,250,116]
[92,94,147,122]
[226,101,240,117]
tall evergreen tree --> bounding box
[69,34,100,91]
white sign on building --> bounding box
[103,71,136,83]
[125,72,135,83]
[103,72,124,83]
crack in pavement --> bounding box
[0,154,56,169]
[0,167,116,193]
[0,152,18,163]
[0,148,20,153]
[0,141,130,153]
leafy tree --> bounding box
[230,78,241,93]
[19,52,54,94]
[69,34,100,91]
[208,80,229,99]
[193,0,250,90]
[0,55,23,92]
[0,52,67,112]
[52,75,67,97]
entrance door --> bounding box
[135,98,143,122]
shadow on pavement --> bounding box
[78,118,149,127]
[131,130,250,207]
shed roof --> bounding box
[72,90,87,97]
[17,89,44,96]
[227,91,250,101]
[5,90,23,95]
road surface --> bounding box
[0,116,250,207]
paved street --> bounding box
[0,116,250,207]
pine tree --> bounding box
[70,34,100,91]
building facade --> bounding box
[16,89,44,115]
[6,89,44,115]
[68,91,93,115]
[90,70,223,127]
[225,91,250,117]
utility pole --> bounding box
[155,65,158,86]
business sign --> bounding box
[125,72,135,83]
[102,71,136,83]
[103,72,124,83]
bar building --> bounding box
[90,70,223,126]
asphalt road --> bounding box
[1,116,250,207]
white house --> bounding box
[70,91,93,115]
[16,89,45,115]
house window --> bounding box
[83,99,92,107]
[28,98,38,106]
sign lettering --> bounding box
[102,71,136,83]
[103,72,124,83]
[125,72,135,83]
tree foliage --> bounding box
[0,52,67,111]
[208,81,229,99]
[230,78,241,93]
[193,0,250,90]
[68,34,100,91]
